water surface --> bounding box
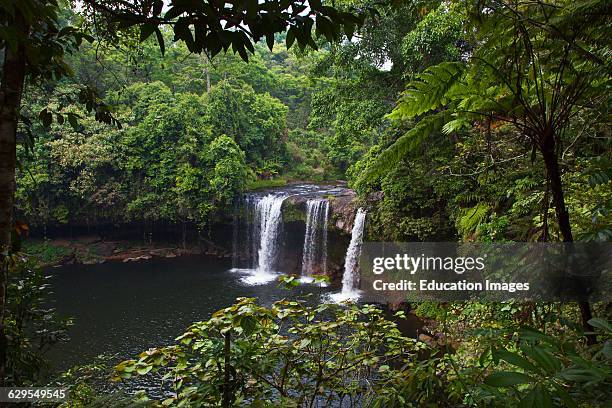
[48,255,328,371]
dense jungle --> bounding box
[0,0,610,407]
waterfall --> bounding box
[301,199,329,278]
[231,200,240,269]
[255,194,287,273]
[231,193,287,284]
[331,208,367,302]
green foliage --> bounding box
[479,321,611,407]
[6,2,611,406]
[3,254,71,386]
[457,203,491,237]
[357,0,611,243]
[89,0,370,61]
[413,302,612,407]
[387,62,465,120]
[401,2,465,73]
[21,240,71,266]
[203,81,287,166]
[246,178,288,191]
[360,113,449,181]
[59,356,151,407]
[17,79,258,227]
[115,297,427,407]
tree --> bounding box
[368,0,609,341]
[204,81,287,167]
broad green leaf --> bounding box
[588,318,612,333]
[495,349,541,374]
[140,23,156,42]
[484,371,535,387]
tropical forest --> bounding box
[0,0,610,407]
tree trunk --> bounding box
[0,11,28,386]
[541,132,596,345]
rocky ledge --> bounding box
[283,186,359,235]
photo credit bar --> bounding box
[358,242,611,303]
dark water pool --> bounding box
[47,255,421,382]
[47,255,330,371]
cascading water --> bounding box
[231,184,356,290]
[330,208,367,302]
[255,194,287,273]
[232,193,287,284]
[301,199,329,279]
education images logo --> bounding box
[369,253,530,293]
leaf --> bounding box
[265,32,274,52]
[557,368,604,382]
[140,23,156,42]
[38,109,53,128]
[364,112,447,181]
[552,383,577,408]
[495,349,541,374]
[136,365,153,375]
[152,0,163,16]
[390,62,465,120]
[344,22,354,39]
[286,28,296,48]
[155,28,165,55]
[533,385,553,408]
[519,385,553,408]
[484,371,535,387]
[240,316,257,336]
[519,327,550,343]
[519,387,537,408]
[588,318,612,333]
[526,347,561,374]
[442,117,469,134]
[67,113,79,130]
[164,6,185,20]
[603,340,612,359]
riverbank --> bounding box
[22,237,228,268]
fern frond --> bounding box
[457,203,490,235]
[442,116,471,134]
[359,113,447,183]
[387,62,466,120]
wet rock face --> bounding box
[328,191,358,234]
[278,186,357,282]
[277,221,349,283]
[282,186,358,235]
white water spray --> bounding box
[331,208,367,302]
